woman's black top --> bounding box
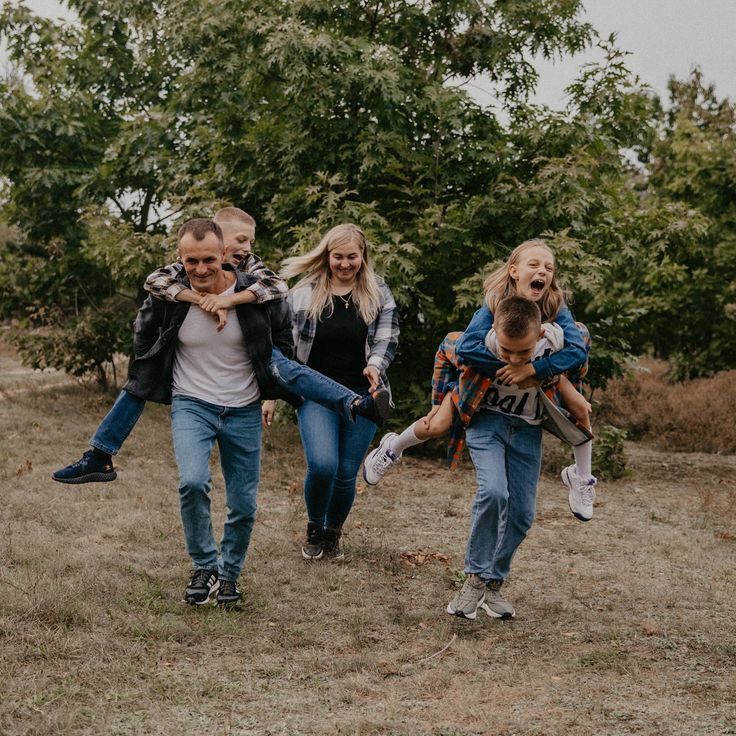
[307,293,369,391]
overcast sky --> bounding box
[10,0,736,109]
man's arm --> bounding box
[131,295,165,357]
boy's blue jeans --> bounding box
[87,348,359,456]
[297,390,377,529]
[464,410,542,582]
[268,348,359,421]
[171,396,261,582]
[90,389,146,455]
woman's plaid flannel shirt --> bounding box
[288,276,399,387]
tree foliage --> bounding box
[1,0,734,405]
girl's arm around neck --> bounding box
[455,306,505,378]
[531,305,587,380]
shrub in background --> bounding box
[598,360,736,454]
[593,425,629,480]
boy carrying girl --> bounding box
[444,295,575,620]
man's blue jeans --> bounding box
[464,410,542,582]
[171,396,261,582]
[268,348,359,421]
[297,391,377,529]
[90,389,146,455]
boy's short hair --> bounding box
[495,295,542,338]
[177,218,224,245]
[213,207,256,227]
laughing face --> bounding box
[220,220,256,266]
[508,245,555,302]
[328,240,363,287]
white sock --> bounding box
[573,441,593,479]
[389,422,425,455]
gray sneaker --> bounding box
[480,579,515,619]
[446,573,486,619]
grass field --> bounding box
[2,358,735,735]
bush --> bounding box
[593,424,629,480]
[597,359,736,454]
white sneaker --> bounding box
[362,432,400,485]
[562,465,597,521]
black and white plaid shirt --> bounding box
[143,253,288,303]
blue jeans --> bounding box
[297,391,377,529]
[171,396,261,581]
[268,348,359,421]
[90,389,146,455]
[464,410,542,582]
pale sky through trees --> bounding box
[10,0,736,108]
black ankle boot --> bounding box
[322,526,344,560]
[302,522,324,560]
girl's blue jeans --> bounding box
[464,410,542,582]
[297,390,377,529]
[171,396,261,582]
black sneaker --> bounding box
[322,527,345,561]
[216,579,242,606]
[52,449,117,484]
[302,522,324,560]
[351,388,391,426]
[184,568,219,605]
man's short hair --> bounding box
[177,218,224,245]
[213,207,256,227]
[495,295,542,338]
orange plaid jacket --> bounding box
[432,326,590,470]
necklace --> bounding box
[335,291,353,309]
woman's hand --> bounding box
[495,362,536,386]
[262,400,276,428]
[363,365,380,392]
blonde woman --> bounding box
[281,223,399,560]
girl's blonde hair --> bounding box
[280,223,382,324]
[483,239,567,320]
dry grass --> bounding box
[598,359,736,454]
[2,352,736,735]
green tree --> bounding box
[640,70,736,377]
[1,0,598,401]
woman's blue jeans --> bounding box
[464,410,542,582]
[171,396,261,582]
[268,348,359,421]
[90,389,146,455]
[297,392,377,529]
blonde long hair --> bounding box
[280,223,382,324]
[483,239,567,320]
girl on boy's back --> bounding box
[363,239,597,521]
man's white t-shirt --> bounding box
[480,323,563,424]
[172,283,260,407]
